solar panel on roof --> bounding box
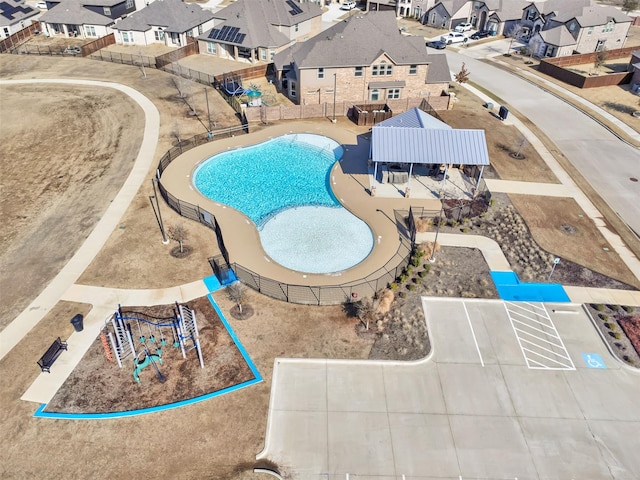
[208,28,220,39]
[235,33,245,44]
[224,26,239,42]
[0,1,33,20]
[286,0,302,15]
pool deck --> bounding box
[161,119,442,287]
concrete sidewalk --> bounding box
[0,79,160,363]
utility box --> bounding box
[499,106,509,121]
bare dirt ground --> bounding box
[1,53,639,479]
[0,84,144,329]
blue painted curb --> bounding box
[34,281,261,420]
[490,270,570,303]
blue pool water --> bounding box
[194,134,374,274]
[194,134,343,227]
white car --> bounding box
[454,22,473,32]
[35,1,47,9]
[341,1,357,10]
[440,31,468,44]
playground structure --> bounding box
[101,303,204,383]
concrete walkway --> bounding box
[0,79,160,362]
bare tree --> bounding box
[505,22,525,55]
[167,223,188,253]
[172,121,181,145]
[593,48,608,74]
[527,36,543,61]
[227,282,246,314]
[623,0,639,14]
[354,297,377,331]
[454,62,470,84]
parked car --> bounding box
[454,22,473,32]
[426,40,447,50]
[340,0,357,10]
[440,32,467,45]
[470,29,492,40]
[35,1,47,9]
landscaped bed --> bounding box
[585,303,640,368]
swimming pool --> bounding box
[194,134,374,274]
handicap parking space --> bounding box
[259,299,640,477]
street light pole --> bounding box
[548,257,560,280]
[205,87,212,131]
[430,194,445,262]
[332,73,337,123]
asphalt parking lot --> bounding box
[259,298,640,478]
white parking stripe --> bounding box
[503,301,575,370]
[462,301,484,367]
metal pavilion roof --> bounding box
[371,126,490,166]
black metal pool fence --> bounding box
[158,130,416,305]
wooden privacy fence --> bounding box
[81,33,115,56]
[539,47,637,88]
[156,42,199,69]
[0,22,40,53]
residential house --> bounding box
[422,0,470,30]
[527,3,631,57]
[0,0,39,39]
[273,10,451,105]
[113,0,214,47]
[629,50,640,90]
[198,0,323,63]
[39,0,136,38]
[421,0,529,34]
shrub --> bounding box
[614,332,622,340]
[411,257,421,267]
[598,313,608,321]
[407,284,416,291]
[399,291,407,298]
[423,264,431,273]
[462,227,469,233]
[418,270,428,278]
[405,266,413,275]
[594,304,605,312]
[604,322,614,330]
[622,306,634,313]
[389,282,399,291]
[607,304,620,312]
[399,274,408,284]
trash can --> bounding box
[485,102,493,110]
[499,106,509,121]
[70,313,84,332]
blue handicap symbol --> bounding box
[582,353,606,369]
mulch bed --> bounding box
[44,297,255,414]
[587,303,640,368]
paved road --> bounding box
[259,299,640,478]
[445,51,640,236]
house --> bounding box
[198,0,323,64]
[421,0,529,34]
[422,0,470,30]
[39,0,136,38]
[630,50,640,91]
[0,0,39,39]
[112,0,214,47]
[370,106,489,196]
[273,10,451,105]
[527,3,632,57]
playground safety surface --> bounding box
[43,297,255,414]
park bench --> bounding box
[37,337,68,373]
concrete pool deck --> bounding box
[160,119,442,287]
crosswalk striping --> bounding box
[503,301,575,370]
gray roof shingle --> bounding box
[40,0,119,25]
[275,11,435,70]
[539,24,576,46]
[114,0,214,33]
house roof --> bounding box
[0,0,39,27]
[376,107,451,129]
[40,0,118,25]
[430,0,469,17]
[274,11,436,70]
[567,5,631,27]
[426,53,451,83]
[539,24,577,46]
[535,0,592,18]
[371,126,490,166]
[490,0,529,22]
[199,0,320,48]
[114,0,213,33]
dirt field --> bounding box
[1,52,639,478]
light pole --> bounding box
[548,257,560,280]
[151,177,168,244]
[332,73,337,123]
[430,194,445,262]
[205,87,212,131]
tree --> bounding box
[505,22,525,55]
[622,0,639,14]
[454,62,470,84]
[593,48,608,74]
[167,223,188,253]
[527,36,543,62]
[227,282,246,314]
[354,297,377,331]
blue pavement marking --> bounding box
[582,353,606,369]
[34,289,261,420]
[490,271,570,303]
[203,274,222,292]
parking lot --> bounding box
[259,298,640,478]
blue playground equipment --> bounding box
[221,73,245,96]
[102,302,204,383]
